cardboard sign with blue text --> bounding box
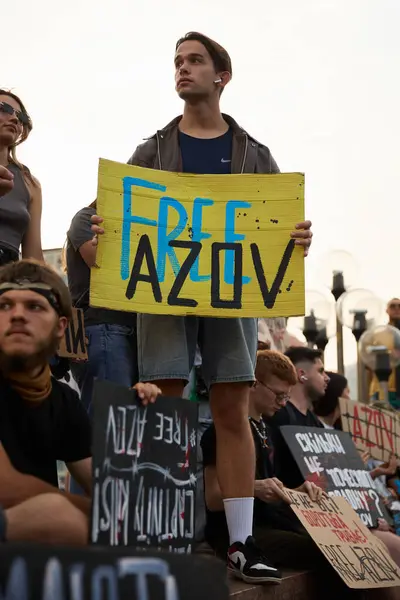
[281,426,390,528]
[0,544,228,600]
[91,381,198,552]
[90,159,305,318]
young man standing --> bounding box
[267,347,329,489]
[92,32,313,582]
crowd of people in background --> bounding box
[0,30,399,597]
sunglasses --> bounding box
[0,102,30,126]
[389,303,400,310]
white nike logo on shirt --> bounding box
[221,158,231,163]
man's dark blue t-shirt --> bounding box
[179,129,233,174]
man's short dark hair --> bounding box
[175,32,232,76]
[284,346,323,366]
[0,259,72,320]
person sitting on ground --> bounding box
[267,347,329,489]
[0,259,160,544]
[202,350,357,592]
[313,371,400,565]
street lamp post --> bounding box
[350,310,368,403]
[337,288,385,403]
[373,348,392,408]
[303,311,319,349]
[318,251,359,375]
[315,326,329,361]
[332,271,346,375]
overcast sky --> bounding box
[3,0,399,372]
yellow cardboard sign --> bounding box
[90,159,305,318]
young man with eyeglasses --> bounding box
[200,350,328,581]
[91,32,313,583]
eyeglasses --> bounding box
[256,379,290,404]
[0,102,30,126]
[389,303,400,310]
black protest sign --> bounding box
[91,381,198,552]
[58,308,87,360]
[281,426,390,528]
[0,544,228,600]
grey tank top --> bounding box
[0,163,30,253]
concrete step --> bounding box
[229,570,317,600]
[229,570,400,600]
[195,541,400,599]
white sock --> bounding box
[223,497,254,545]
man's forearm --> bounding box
[1,474,91,516]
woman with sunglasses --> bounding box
[0,89,43,266]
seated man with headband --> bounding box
[0,259,160,545]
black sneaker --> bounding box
[227,536,282,584]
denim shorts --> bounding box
[137,315,257,387]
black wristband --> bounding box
[0,506,7,542]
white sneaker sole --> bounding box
[228,566,282,585]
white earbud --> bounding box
[300,375,308,382]
[214,78,222,84]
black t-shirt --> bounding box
[201,420,302,552]
[179,129,233,175]
[0,376,92,487]
[267,402,323,489]
[66,207,136,327]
